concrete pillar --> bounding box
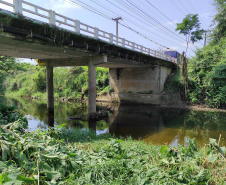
[157,65,161,94]
[46,62,54,114]
[88,58,96,115]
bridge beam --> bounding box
[88,57,96,115]
[46,62,54,114]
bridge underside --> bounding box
[0,10,177,115]
[0,31,172,68]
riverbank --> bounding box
[1,102,226,184]
[1,118,226,184]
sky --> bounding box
[0,0,216,64]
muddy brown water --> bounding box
[3,97,226,147]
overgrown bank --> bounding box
[0,103,226,184]
[165,0,226,108]
[0,59,111,100]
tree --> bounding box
[176,14,204,53]
[175,14,204,99]
[211,0,226,43]
[0,56,27,73]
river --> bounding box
[3,96,226,147]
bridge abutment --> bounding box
[105,65,173,105]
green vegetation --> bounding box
[0,60,111,100]
[166,0,226,108]
[176,14,204,52]
[186,0,225,107]
[0,105,226,184]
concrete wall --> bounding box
[109,66,172,95]
[105,66,174,105]
[97,93,182,106]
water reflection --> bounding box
[47,112,54,128]
[109,105,226,147]
[3,97,226,147]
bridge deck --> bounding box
[0,9,176,68]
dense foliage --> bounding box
[186,0,226,107]
[166,0,226,108]
[188,37,226,107]
[0,61,111,100]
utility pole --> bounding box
[112,17,122,44]
[204,30,209,46]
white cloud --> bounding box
[166,20,178,26]
[45,0,80,13]
[200,13,211,19]
[169,46,179,51]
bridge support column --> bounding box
[157,65,161,94]
[88,58,96,115]
[46,62,54,114]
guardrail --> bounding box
[0,0,177,63]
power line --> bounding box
[78,0,180,44]
[104,0,185,45]
[185,0,197,14]
[66,0,180,50]
[66,0,112,19]
[121,0,186,42]
[184,0,209,28]
[169,0,186,16]
[119,22,174,50]
[78,0,186,45]
[121,20,187,49]
[65,0,191,53]
[145,0,177,26]
[176,0,190,14]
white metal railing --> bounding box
[0,0,177,63]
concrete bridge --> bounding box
[0,0,177,115]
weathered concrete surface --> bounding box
[0,10,178,107]
[46,62,54,113]
[0,10,176,69]
[109,66,172,95]
[88,59,96,114]
[97,93,182,106]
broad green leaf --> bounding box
[1,144,9,161]
[69,153,76,157]
[17,175,36,184]
[39,161,52,171]
[4,180,23,185]
[0,173,12,184]
[160,146,168,154]
[207,153,218,162]
[0,161,7,170]
[56,123,67,130]
[41,154,59,159]
[43,171,62,181]
[161,158,169,164]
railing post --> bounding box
[13,0,23,14]
[140,45,143,53]
[148,48,151,55]
[122,38,125,47]
[132,42,135,50]
[94,27,99,38]
[75,20,80,33]
[109,33,113,43]
[49,10,56,25]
